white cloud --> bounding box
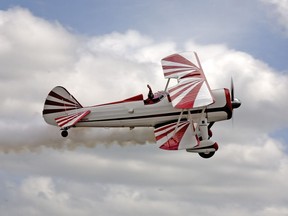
[0,8,78,80]
[20,176,69,203]
[261,0,288,34]
[0,7,288,216]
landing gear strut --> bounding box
[61,130,68,137]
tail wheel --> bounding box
[61,130,68,137]
[199,151,215,159]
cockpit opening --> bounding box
[144,84,167,105]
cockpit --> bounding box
[144,84,168,105]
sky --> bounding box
[0,0,288,215]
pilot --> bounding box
[147,84,154,100]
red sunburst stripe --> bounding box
[55,111,89,128]
[160,52,214,109]
[169,84,194,102]
[164,54,195,66]
[154,122,177,133]
[176,82,204,108]
[169,79,200,94]
[169,80,201,102]
[162,65,193,70]
[181,73,201,78]
[160,140,178,150]
[164,69,198,77]
[57,116,79,127]
[55,112,81,123]
[159,122,190,150]
[155,127,175,141]
[155,122,187,141]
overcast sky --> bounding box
[0,1,288,216]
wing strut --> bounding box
[164,78,171,92]
[172,109,184,137]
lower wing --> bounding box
[154,120,199,150]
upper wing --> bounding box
[154,121,199,150]
[55,110,90,129]
[161,52,214,109]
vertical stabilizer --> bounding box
[42,86,83,126]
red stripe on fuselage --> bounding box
[92,94,144,107]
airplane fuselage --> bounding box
[69,88,232,129]
[42,51,242,159]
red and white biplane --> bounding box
[43,52,241,158]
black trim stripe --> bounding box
[190,145,216,151]
[44,99,79,108]
[42,108,77,115]
[81,107,230,124]
[49,91,81,107]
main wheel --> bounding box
[199,151,215,159]
[61,130,68,137]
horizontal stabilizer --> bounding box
[55,110,90,129]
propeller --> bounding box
[231,77,234,102]
[231,77,241,110]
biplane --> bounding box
[43,52,241,158]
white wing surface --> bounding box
[161,52,214,109]
[154,121,199,150]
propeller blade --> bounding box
[231,77,234,102]
[231,77,241,109]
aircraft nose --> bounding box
[232,98,241,109]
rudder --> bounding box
[42,86,83,126]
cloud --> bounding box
[261,0,288,35]
[0,7,78,80]
[1,144,288,216]
[0,7,288,216]
[0,8,162,152]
